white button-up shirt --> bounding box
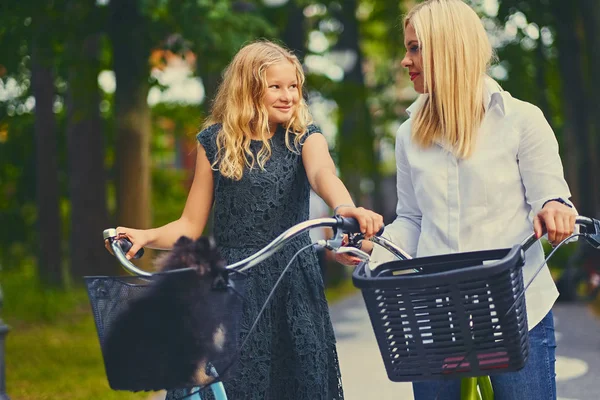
[370,78,574,329]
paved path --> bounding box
[331,295,600,400]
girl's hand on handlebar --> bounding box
[104,227,151,260]
[534,201,577,246]
[335,206,384,238]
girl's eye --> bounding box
[410,46,420,54]
[270,85,279,89]
[290,84,297,89]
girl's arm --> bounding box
[113,144,214,259]
[302,132,383,238]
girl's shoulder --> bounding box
[299,123,321,144]
[196,123,222,162]
[306,123,320,135]
[196,123,221,142]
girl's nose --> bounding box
[401,55,412,68]
[280,89,292,101]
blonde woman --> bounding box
[113,40,383,399]
[363,1,576,399]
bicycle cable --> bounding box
[175,242,318,400]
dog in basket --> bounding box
[102,236,240,391]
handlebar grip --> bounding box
[115,237,145,259]
[335,216,385,236]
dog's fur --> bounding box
[102,236,239,391]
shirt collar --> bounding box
[483,76,506,116]
[405,76,507,117]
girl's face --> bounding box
[401,23,425,93]
[263,61,300,131]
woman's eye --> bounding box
[410,46,419,53]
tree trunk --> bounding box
[282,1,306,61]
[66,1,112,279]
[550,0,590,214]
[579,0,600,217]
[330,1,383,212]
[109,0,153,271]
[31,33,63,287]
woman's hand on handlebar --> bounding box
[104,227,151,260]
[335,206,384,238]
[534,201,577,246]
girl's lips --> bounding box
[409,72,420,81]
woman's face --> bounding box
[262,61,300,131]
[401,23,425,94]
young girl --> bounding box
[358,1,576,399]
[112,40,383,399]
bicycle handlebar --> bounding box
[103,216,382,277]
[520,215,599,252]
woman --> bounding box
[361,1,576,398]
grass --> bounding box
[2,265,151,400]
[1,263,359,400]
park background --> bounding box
[1,0,599,399]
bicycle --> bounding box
[351,215,600,400]
[85,215,377,400]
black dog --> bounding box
[102,236,241,391]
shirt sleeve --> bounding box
[516,104,576,217]
[369,123,422,269]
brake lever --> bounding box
[335,246,370,262]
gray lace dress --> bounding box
[166,123,344,400]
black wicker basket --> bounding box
[84,270,246,392]
[352,245,529,382]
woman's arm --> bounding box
[114,144,214,258]
[302,132,383,238]
[517,104,577,245]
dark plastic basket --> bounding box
[84,270,246,392]
[352,245,529,381]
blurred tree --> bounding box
[107,0,154,271]
[329,0,382,210]
[31,3,63,286]
[579,0,600,216]
[65,0,113,278]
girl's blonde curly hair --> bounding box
[203,40,312,180]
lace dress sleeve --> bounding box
[196,123,221,165]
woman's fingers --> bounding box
[536,201,577,245]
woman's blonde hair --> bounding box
[404,0,495,158]
[203,40,312,180]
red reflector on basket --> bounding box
[442,351,510,371]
